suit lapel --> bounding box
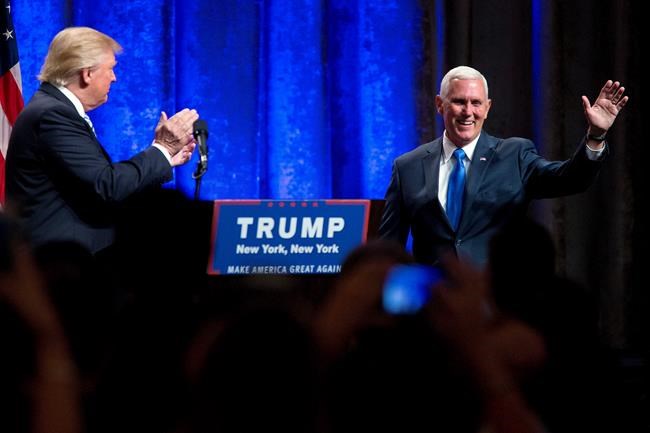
[40,83,112,162]
[421,138,443,206]
[458,133,498,232]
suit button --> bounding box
[455,239,462,246]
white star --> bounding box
[3,29,14,40]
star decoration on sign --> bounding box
[3,28,14,40]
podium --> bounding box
[205,199,385,275]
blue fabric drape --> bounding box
[13,0,424,200]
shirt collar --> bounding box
[57,85,87,119]
[442,131,481,163]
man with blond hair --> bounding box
[6,27,199,254]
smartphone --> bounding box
[382,264,443,314]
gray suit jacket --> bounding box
[6,83,172,253]
[378,132,605,266]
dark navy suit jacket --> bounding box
[6,83,172,253]
[378,132,605,266]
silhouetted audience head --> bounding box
[33,240,114,381]
[326,320,481,433]
[487,216,611,433]
[113,187,212,298]
[186,308,318,433]
[489,216,556,313]
[0,302,35,433]
[487,216,598,345]
[320,240,482,433]
[0,213,82,433]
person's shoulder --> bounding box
[495,134,533,145]
[395,138,442,163]
[24,85,73,114]
[30,88,79,122]
[494,135,536,152]
[14,89,83,143]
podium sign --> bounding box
[208,200,371,274]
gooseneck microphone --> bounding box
[192,119,208,199]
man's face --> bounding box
[83,50,117,111]
[435,79,491,147]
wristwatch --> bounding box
[587,132,607,142]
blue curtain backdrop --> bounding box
[13,0,424,200]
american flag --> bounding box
[0,0,23,206]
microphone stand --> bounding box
[191,119,209,201]
[192,160,207,200]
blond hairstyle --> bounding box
[38,27,122,86]
[439,66,489,99]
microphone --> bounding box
[193,119,208,169]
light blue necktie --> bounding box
[83,114,96,136]
[446,148,466,231]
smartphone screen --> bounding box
[382,264,443,315]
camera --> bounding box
[382,264,443,314]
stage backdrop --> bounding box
[12,0,423,200]
[11,0,646,350]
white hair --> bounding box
[439,66,489,99]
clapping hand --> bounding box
[154,108,199,157]
[170,142,196,167]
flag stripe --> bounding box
[1,1,23,207]
[0,67,24,125]
[0,66,21,205]
[1,108,10,204]
[10,62,22,93]
[1,108,10,152]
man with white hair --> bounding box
[379,65,628,266]
[6,27,199,254]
